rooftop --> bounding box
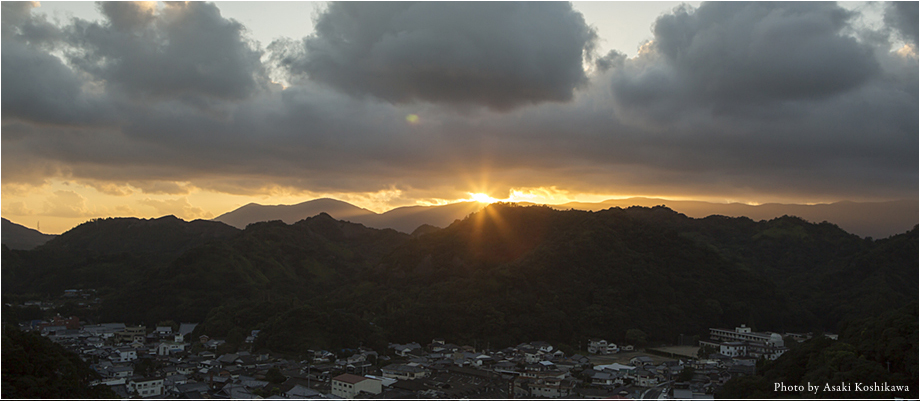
[333,373,371,384]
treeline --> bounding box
[1,327,117,398]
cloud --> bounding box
[272,2,597,110]
[1,1,62,46]
[0,2,916,213]
[64,1,267,102]
[1,40,111,125]
[2,201,35,216]
[80,181,134,196]
[885,1,919,46]
[609,2,880,124]
[139,197,214,220]
[43,190,95,217]
[130,181,194,195]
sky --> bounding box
[2,1,917,234]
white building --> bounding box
[129,377,164,397]
[702,325,788,361]
[331,373,382,398]
[111,347,137,363]
[157,341,186,356]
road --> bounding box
[641,380,672,399]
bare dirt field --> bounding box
[647,345,699,359]
[586,350,678,366]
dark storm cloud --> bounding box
[2,1,62,46]
[1,2,916,205]
[885,1,919,46]
[1,2,111,126]
[1,40,114,126]
[64,1,267,101]
[610,2,880,123]
[272,2,597,110]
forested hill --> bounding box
[1,218,56,250]
[350,204,917,346]
[2,204,915,353]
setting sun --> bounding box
[469,192,501,204]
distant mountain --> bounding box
[556,198,917,239]
[212,197,915,238]
[214,198,485,233]
[1,218,55,250]
[213,198,375,229]
[363,201,485,233]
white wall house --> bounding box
[129,377,164,397]
[331,373,382,398]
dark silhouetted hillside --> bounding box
[98,213,410,324]
[3,204,915,358]
[42,215,240,257]
[1,218,55,250]
[559,198,918,239]
[212,197,916,239]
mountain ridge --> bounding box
[1,218,56,250]
[212,197,917,238]
[2,204,915,355]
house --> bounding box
[285,384,323,398]
[389,342,423,357]
[157,340,186,356]
[217,353,239,366]
[635,368,659,387]
[163,374,188,392]
[110,365,134,379]
[128,376,164,398]
[178,323,198,336]
[514,375,576,399]
[244,329,261,344]
[83,323,126,339]
[381,363,430,380]
[585,370,619,386]
[530,341,553,353]
[115,326,146,344]
[217,384,258,399]
[46,315,81,330]
[596,363,636,374]
[40,325,67,336]
[111,347,137,363]
[630,356,655,366]
[524,350,543,364]
[331,373,382,398]
[588,338,619,354]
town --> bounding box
[14,291,836,399]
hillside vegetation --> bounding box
[2,204,915,356]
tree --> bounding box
[2,328,117,398]
[698,344,717,359]
[156,320,179,332]
[626,329,648,347]
[266,367,286,384]
[677,366,695,382]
